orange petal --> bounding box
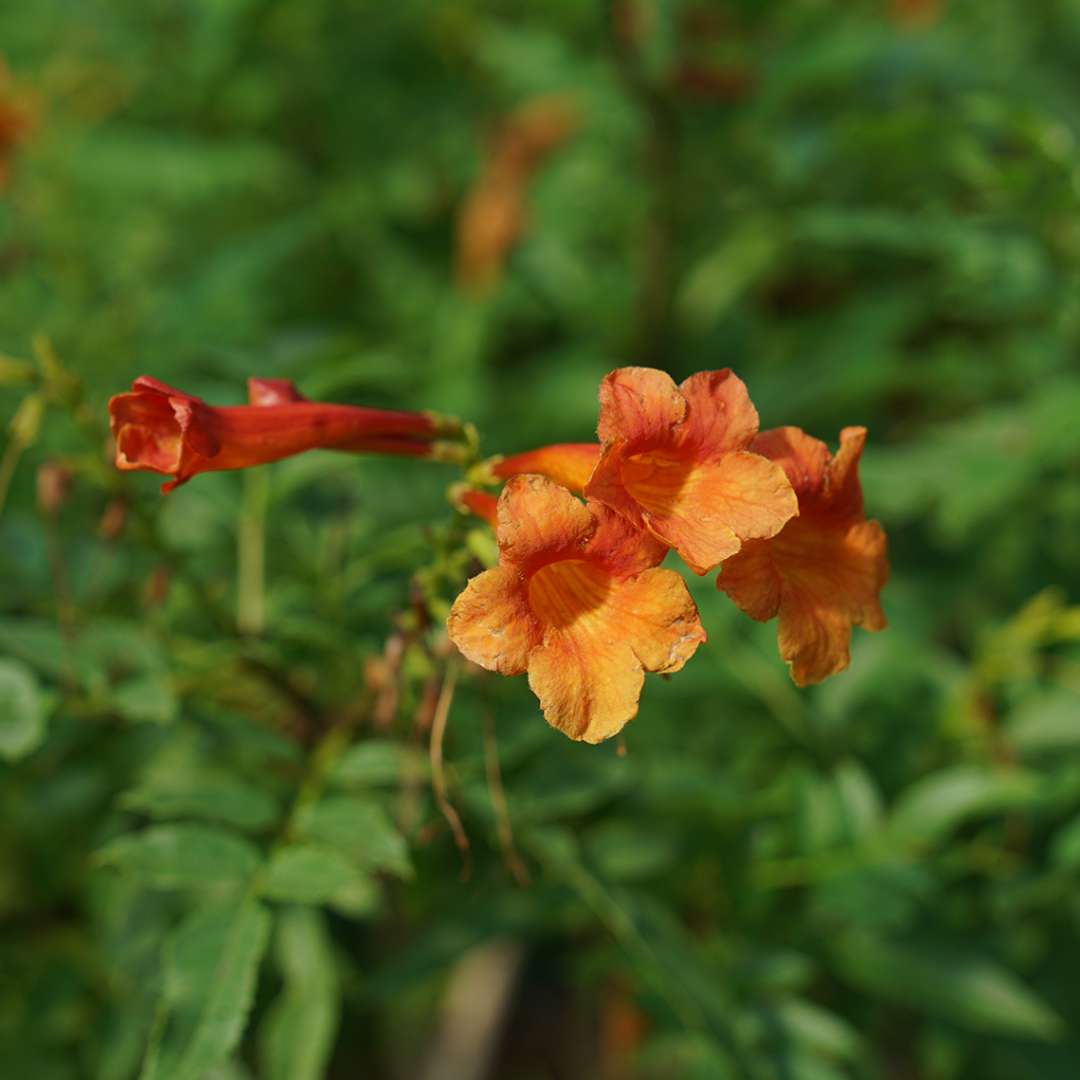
[596,367,686,446]
[621,449,797,574]
[447,566,540,675]
[527,633,644,743]
[677,369,760,458]
[608,567,706,673]
[823,426,868,518]
[493,443,601,493]
[777,523,887,685]
[453,486,499,526]
[715,538,783,622]
[751,426,829,500]
[523,559,704,741]
[496,474,594,570]
[586,504,669,579]
[727,515,888,685]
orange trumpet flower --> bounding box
[716,426,888,685]
[109,376,464,492]
[585,367,798,575]
[448,475,705,743]
[489,442,601,494]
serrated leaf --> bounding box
[258,845,360,904]
[121,776,280,833]
[0,658,47,761]
[142,900,271,1080]
[297,796,411,878]
[332,740,428,788]
[98,825,261,890]
[258,908,340,1080]
[834,932,1063,1040]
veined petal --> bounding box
[586,503,669,579]
[751,426,829,500]
[609,567,706,673]
[678,369,759,458]
[527,633,644,743]
[496,474,594,570]
[493,443,601,493]
[447,566,540,675]
[623,449,797,574]
[597,367,686,446]
[715,538,782,622]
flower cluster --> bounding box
[450,367,888,741]
[108,366,887,745]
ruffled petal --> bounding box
[527,632,644,743]
[751,426,829,500]
[677,369,759,459]
[622,449,797,574]
[715,538,783,622]
[447,565,540,675]
[609,567,705,673]
[596,367,686,446]
[493,443,601,493]
[823,426,868,518]
[585,503,669,579]
[496,474,594,570]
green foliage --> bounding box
[3,1,1080,1078]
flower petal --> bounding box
[596,367,686,446]
[624,450,797,574]
[823,426,868,518]
[715,538,783,622]
[585,504,669,579]
[677,369,759,458]
[493,443,601,493]
[609,567,705,673]
[751,426,829,500]
[496,474,594,570]
[527,633,644,743]
[448,565,540,675]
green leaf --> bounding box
[1009,690,1080,754]
[332,740,428,788]
[774,999,862,1061]
[297,796,412,878]
[834,932,1064,1040]
[887,765,1037,844]
[111,675,179,725]
[121,776,280,833]
[97,825,261,890]
[258,845,362,905]
[0,658,47,761]
[258,908,340,1080]
[142,900,271,1080]
[1050,814,1080,869]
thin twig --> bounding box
[430,661,471,879]
[482,698,530,886]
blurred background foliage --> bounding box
[3,0,1080,1077]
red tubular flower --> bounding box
[585,367,798,574]
[717,426,888,685]
[452,485,499,526]
[490,442,601,493]
[448,475,705,743]
[109,376,463,492]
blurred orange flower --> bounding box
[0,61,34,190]
[109,376,462,491]
[455,94,580,295]
[717,426,888,685]
[448,474,705,743]
[586,367,798,575]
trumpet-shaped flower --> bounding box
[716,426,888,685]
[490,442,601,493]
[109,376,463,491]
[448,474,705,743]
[585,367,798,574]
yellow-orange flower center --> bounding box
[527,559,611,628]
[621,450,691,515]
